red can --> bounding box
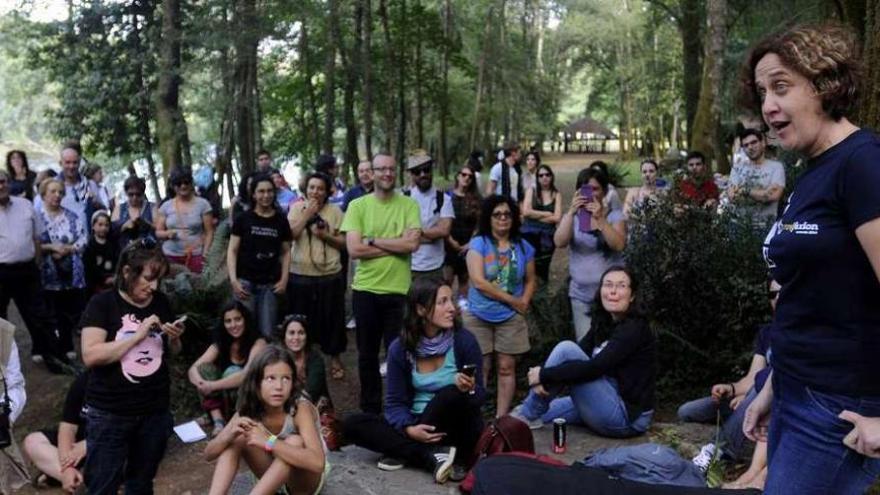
[552,418,567,454]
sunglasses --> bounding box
[459,172,474,178]
[492,211,512,219]
[411,167,432,176]
[537,173,552,178]
[174,179,193,186]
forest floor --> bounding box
[7,152,724,494]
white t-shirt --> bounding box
[409,187,455,271]
[489,162,519,201]
[730,158,786,220]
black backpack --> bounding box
[403,188,445,215]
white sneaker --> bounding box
[692,443,717,473]
[379,361,387,377]
[509,405,544,430]
[31,354,44,364]
[346,318,356,329]
[65,351,77,361]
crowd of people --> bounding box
[0,20,879,495]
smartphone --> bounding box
[460,364,477,378]
[173,315,188,327]
[578,184,593,232]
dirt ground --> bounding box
[8,152,653,494]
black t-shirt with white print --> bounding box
[232,210,292,284]
[79,290,173,415]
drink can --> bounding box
[552,418,566,454]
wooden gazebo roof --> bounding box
[563,117,617,139]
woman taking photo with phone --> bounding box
[79,240,185,494]
[554,168,626,341]
[344,278,485,484]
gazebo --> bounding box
[561,117,617,153]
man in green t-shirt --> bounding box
[342,153,421,413]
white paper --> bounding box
[173,420,207,443]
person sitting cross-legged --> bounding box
[511,266,657,438]
[343,278,486,484]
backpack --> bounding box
[402,188,444,215]
[460,451,566,494]
[466,415,534,470]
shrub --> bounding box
[624,196,772,403]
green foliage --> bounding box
[624,196,771,403]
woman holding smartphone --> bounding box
[344,278,485,484]
[79,240,185,494]
[554,168,626,341]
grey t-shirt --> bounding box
[730,159,786,220]
[159,197,212,256]
[410,187,455,272]
[568,209,625,303]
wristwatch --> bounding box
[364,237,375,246]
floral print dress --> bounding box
[38,206,88,290]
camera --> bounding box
[306,214,327,229]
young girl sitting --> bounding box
[83,210,119,294]
[188,302,267,436]
[205,345,328,495]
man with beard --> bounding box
[404,152,454,282]
[342,153,421,414]
[728,128,786,221]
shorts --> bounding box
[462,311,530,355]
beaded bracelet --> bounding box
[264,434,278,452]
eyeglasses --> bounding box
[372,166,395,174]
[537,173,552,178]
[601,281,631,290]
[491,211,512,219]
[411,167,432,176]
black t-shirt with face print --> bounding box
[79,290,174,415]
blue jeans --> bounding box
[84,407,173,495]
[518,341,652,438]
[764,373,880,495]
[677,387,757,461]
[237,279,279,338]
[570,298,592,342]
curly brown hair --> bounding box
[740,22,862,121]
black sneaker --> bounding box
[428,446,456,484]
[377,456,404,471]
[450,464,468,482]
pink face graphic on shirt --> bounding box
[116,314,163,383]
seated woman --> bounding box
[278,314,330,406]
[343,278,485,484]
[206,345,328,495]
[23,372,89,493]
[511,266,656,438]
[188,301,267,436]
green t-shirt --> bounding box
[341,193,421,295]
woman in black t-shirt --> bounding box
[741,24,880,494]
[79,240,185,494]
[445,165,481,307]
[228,174,293,338]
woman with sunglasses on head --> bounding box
[445,165,481,308]
[511,266,656,438]
[740,23,880,494]
[79,239,185,494]
[189,301,268,437]
[463,195,536,417]
[112,176,158,250]
[156,168,214,273]
[286,171,347,380]
[521,161,562,283]
[554,168,626,341]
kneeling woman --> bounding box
[512,266,656,438]
[206,345,327,495]
[344,278,485,483]
[188,301,267,436]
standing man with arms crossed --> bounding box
[342,153,421,414]
[405,152,454,282]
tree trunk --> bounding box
[414,1,424,149]
[438,0,452,177]
[301,24,322,156]
[679,0,703,146]
[233,0,259,173]
[130,2,161,200]
[378,0,396,153]
[860,0,880,128]
[396,0,408,183]
[362,0,374,159]
[343,1,360,178]
[690,0,727,172]
[155,0,191,178]
[469,9,494,152]
[323,0,339,154]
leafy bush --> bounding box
[624,197,772,403]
